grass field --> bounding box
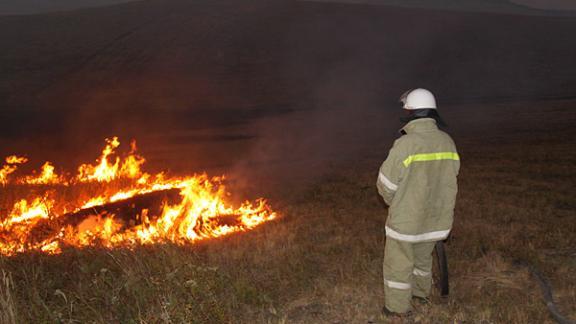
[2,1,576,322]
[1,100,575,323]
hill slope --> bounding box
[299,0,576,15]
[0,0,143,15]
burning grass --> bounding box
[0,137,276,256]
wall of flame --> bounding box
[0,137,276,256]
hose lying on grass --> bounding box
[514,259,575,324]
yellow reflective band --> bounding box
[403,152,460,167]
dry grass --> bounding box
[0,270,17,324]
[1,102,575,323]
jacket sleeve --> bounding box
[376,139,405,206]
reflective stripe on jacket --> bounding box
[376,118,460,243]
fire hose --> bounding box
[435,242,575,324]
[514,259,576,324]
[434,241,449,297]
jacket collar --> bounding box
[401,118,438,134]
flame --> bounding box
[19,162,64,185]
[76,137,146,183]
[0,137,277,256]
[76,137,120,182]
[5,155,28,164]
[0,155,28,185]
[119,140,146,179]
[3,197,52,227]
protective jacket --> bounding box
[377,118,460,243]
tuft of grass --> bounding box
[0,270,17,324]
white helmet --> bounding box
[400,88,437,110]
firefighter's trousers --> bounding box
[383,238,436,313]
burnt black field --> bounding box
[1,0,575,183]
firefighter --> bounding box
[376,88,460,315]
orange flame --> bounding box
[3,196,53,227]
[0,155,28,185]
[76,137,121,182]
[19,162,64,185]
[5,155,28,164]
[0,137,277,256]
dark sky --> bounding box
[1,0,576,15]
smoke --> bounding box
[227,0,576,193]
[227,10,403,191]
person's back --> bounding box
[385,118,460,241]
